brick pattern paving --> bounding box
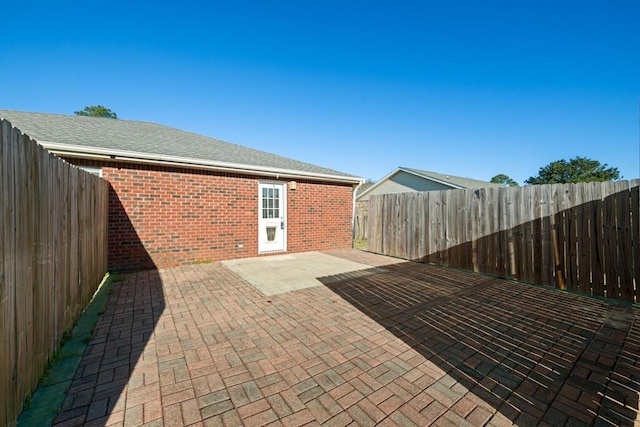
[53,250,640,426]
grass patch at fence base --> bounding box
[353,239,367,250]
[17,272,115,427]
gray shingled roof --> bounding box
[401,167,503,189]
[0,110,360,181]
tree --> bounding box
[357,179,375,195]
[74,105,117,119]
[490,174,519,187]
[525,157,620,185]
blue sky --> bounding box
[2,1,639,184]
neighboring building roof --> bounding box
[0,110,362,184]
[357,166,502,200]
[401,167,503,189]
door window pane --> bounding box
[262,185,281,219]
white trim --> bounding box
[39,141,363,184]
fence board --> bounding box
[576,183,590,294]
[0,120,108,426]
[540,185,553,286]
[442,190,452,266]
[381,195,390,255]
[498,187,511,278]
[457,190,465,267]
[366,197,376,252]
[601,181,617,298]
[406,192,413,259]
[1,120,18,425]
[426,191,439,265]
[443,190,453,267]
[467,190,477,272]
[68,170,77,321]
[489,187,501,277]
[517,185,530,281]
[458,190,471,268]
[512,186,523,280]
[35,146,46,382]
[592,183,604,296]
[408,192,419,260]
[14,129,28,409]
[448,190,458,267]
[417,193,426,262]
[530,185,541,284]
[24,131,37,393]
[631,179,640,303]
[398,193,407,259]
[616,181,633,301]
[565,182,580,293]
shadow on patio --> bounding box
[52,191,166,425]
[321,261,640,425]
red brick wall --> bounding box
[65,160,355,271]
[287,180,354,253]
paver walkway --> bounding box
[53,250,639,426]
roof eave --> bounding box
[356,167,402,200]
[40,141,363,185]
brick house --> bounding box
[1,110,363,271]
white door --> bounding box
[258,181,286,253]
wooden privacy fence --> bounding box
[354,214,368,240]
[368,180,640,303]
[1,119,109,426]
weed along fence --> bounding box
[0,119,109,426]
[367,180,640,303]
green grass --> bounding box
[18,271,115,425]
[353,239,367,250]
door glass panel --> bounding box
[261,185,281,219]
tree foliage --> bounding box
[357,179,375,195]
[490,174,519,187]
[525,157,620,185]
[74,105,117,119]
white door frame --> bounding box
[258,181,287,253]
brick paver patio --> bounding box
[53,250,639,426]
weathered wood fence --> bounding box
[354,215,368,240]
[1,119,109,426]
[368,181,640,303]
